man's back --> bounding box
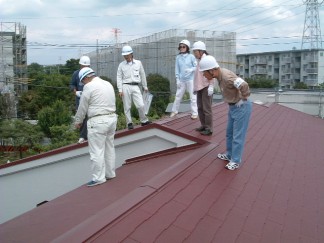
[81,77,116,118]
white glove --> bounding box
[75,91,82,97]
[235,99,244,108]
[208,85,214,96]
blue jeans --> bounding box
[226,100,252,164]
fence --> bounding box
[249,89,324,118]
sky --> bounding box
[0,0,323,65]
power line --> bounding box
[2,5,305,20]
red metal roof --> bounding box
[1,102,324,243]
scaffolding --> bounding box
[0,22,27,118]
[88,29,236,92]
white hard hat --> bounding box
[179,40,190,48]
[79,56,91,66]
[199,55,219,71]
[122,45,133,56]
[192,41,206,51]
[79,67,95,82]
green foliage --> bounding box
[246,77,278,88]
[37,100,72,137]
[0,119,44,159]
[19,73,73,119]
[146,73,171,117]
[17,90,42,119]
[115,95,140,127]
[49,125,79,144]
[293,82,308,89]
[100,76,114,84]
[27,63,45,80]
[62,59,79,75]
[0,93,14,119]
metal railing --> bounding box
[249,89,324,119]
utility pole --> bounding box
[301,0,323,50]
[96,39,99,76]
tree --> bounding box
[18,90,42,119]
[246,77,278,88]
[49,125,79,146]
[0,119,44,159]
[0,93,16,119]
[37,100,72,137]
[62,58,80,76]
[146,73,171,117]
[293,82,308,89]
[18,73,74,119]
[27,63,45,80]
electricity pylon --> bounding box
[301,0,324,49]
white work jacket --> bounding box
[116,59,147,93]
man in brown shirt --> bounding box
[199,55,252,170]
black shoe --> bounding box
[128,123,134,130]
[195,126,205,132]
[141,121,152,126]
[200,129,213,136]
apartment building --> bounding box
[236,49,324,88]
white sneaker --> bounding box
[170,112,178,118]
[77,138,86,144]
[191,114,198,119]
[225,162,240,171]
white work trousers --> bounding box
[87,114,117,182]
[122,84,148,124]
[172,80,198,116]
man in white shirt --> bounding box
[117,45,151,130]
[75,67,117,187]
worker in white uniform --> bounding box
[74,67,117,187]
[117,45,151,130]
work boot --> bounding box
[195,126,205,132]
[200,129,213,136]
[128,123,134,130]
[141,121,152,126]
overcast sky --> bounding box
[1,0,323,65]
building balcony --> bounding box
[282,57,291,63]
[304,79,318,86]
[305,56,318,62]
[306,68,318,74]
[293,73,300,79]
[291,62,301,67]
[273,73,279,79]
[281,79,294,85]
[250,58,267,65]
[282,68,291,74]
[251,68,267,74]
